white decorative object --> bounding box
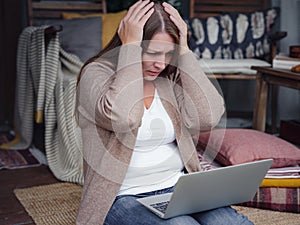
[207,16,219,44]
[234,48,244,59]
[236,14,249,43]
[222,46,232,59]
[255,41,264,57]
[251,11,265,39]
[246,42,255,58]
[192,18,205,44]
[220,14,233,44]
[202,47,212,59]
[214,46,222,59]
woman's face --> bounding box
[142,32,175,81]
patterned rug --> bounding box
[14,182,300,225]
[0,148,41,169]
[0,128,41,169]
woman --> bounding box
[76,1,253,224]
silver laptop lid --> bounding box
[161,159,273,218]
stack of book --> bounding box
[272,53,300,70]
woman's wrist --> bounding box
[178,44,190,55]
[121,40,141,46]
[117,44,143,71]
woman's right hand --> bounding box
[118,0,154,45]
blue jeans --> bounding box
[104,187,254,225]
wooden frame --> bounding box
[189,0,287,79]
[27,0,107,26]
[190,0,269,19]
[189,0,288,129]
[252,66,300,132]
[189,0,271,80]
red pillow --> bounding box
[197,129,300,168]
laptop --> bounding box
[137,159,273,219]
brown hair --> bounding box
[77,1,180,84]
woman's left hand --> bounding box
[162,2,190,55]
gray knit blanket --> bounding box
[12,26,84,184]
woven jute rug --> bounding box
[14,183,82,225]
[14,182,300,225]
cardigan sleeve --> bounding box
[77,45,145,132]
[174,50,225,133]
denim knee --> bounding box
[192,206,254,225]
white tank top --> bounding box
[119,89,184,195]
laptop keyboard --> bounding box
[150,201,170,214]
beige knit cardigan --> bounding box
[76,45,225,224]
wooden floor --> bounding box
[0,165,60,225]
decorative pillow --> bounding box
[197,129,300,168]
[62,10,127,48]
[46,17,102,62]
[187,8,278,59]
[198,58,271,74]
